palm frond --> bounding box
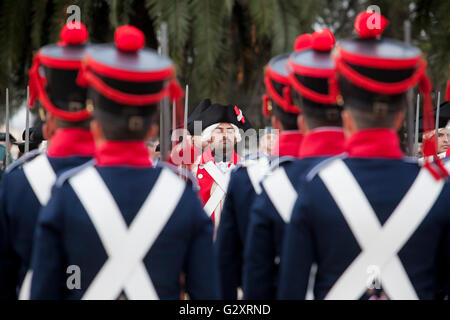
[189,0,230,101]
[47,0,72,43]
[147,0,190,65]
[30,1,49,52]
[106,0,133,28]
[224,0,235,16]
[247,0,275,39]
[270,0,287,55]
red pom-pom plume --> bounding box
[59,22,88,45]
[354,11,389,39]
[311,29,335,51]
[294,34,313,52]
[115,25,145,52]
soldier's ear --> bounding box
[43,113,57,140]
[297,115,308,134]
[271,115,283,131]
[145,123,159,141]
[90,120,106,145]
[42,122,49,141]
[393,110,405,132]
[341,110,356,138]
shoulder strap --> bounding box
[204,161,228,192]
[157,161,199,191]
[268,155,296,172]
[23,154,56,206]
[247,157,270,195]
[55,159,96,188]
[5,149,42,173]
[262,167,297,223]
[305,153,348,182]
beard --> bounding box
[213,138,234,161]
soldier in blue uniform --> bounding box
[279,11,450,300]
[0,22,95,300]
[29,25,219,300]
[215,34,315,299]
[243,29,346,299]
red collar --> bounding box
[298,128,345,158]
[47,128,95,158]
[95,141,152,167]
[446,148,450,158]
[346,129,403,159]
[272,131,304,158]
[200,148,240,165]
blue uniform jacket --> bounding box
[243,157,328,300]
[215,132,304,299]
[0,128,95,299]
[214,158,268,299]
[243,129,345,299]
[279,130,450,300]
[29,163,219,300]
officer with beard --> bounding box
[191,102,252,232]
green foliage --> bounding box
[30,1,48,52]
[0,0,449,129]
[107,0,133,27]
[146,0,190,64]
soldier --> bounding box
[243,29,345,299]
[214,34,310,299]
[191,101,252,232]
[0,22,95,300]
[29,25,219,300]
[279,11,450,300]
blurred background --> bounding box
[0,0,449,132]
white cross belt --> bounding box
[70,167,184,300]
